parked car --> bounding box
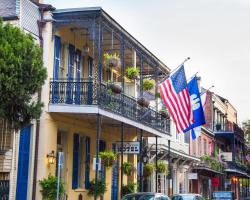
[171,194,204,200]
[212,191,235,200]
[121,192,170,200]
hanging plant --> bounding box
[123,162,135,176]
[155,92,161,99]
[125,67,139,80]
[159,109,169,118]
[104,53,121,68]
[137,97,150,108]
[143,163,155,178]
[108,82,122,94]
[156,161,168,174]
[143,79,155,91]
[87,179,107,197]
[99,151,117,168]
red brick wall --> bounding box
[204,91,213,130]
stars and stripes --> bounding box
[159,65,193,133]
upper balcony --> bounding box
[47,7,171,136]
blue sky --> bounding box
[44,0,250,122]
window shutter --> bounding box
[99,140,106,179]
[72,133,79,189]
[53,35,61,80]
[68,44,75,80]
[85,136,91,189]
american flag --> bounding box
[159,65,193,133]
[246,154,250,164]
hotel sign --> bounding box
[116,141,140,154]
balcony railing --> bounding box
[0,180,9,200]
[49,79,170,134]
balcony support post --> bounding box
[139,129,143,192]
[168,139,171,196]
[140,55,144,96]
[120,122,124,199]
[120,37,125,92]
[98,16,103,86]
[94,114,101,200]
[155,136,158,192]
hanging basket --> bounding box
[108,83,122,94]
[143,163,155,178]
[137,97,150,108]
[99,151,117,168]
[104,53,121,68]
[125,67,139,80]
[159,109,169,118]
[143,79,155,91]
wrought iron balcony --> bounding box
[49,79,170,134]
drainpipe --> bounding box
[32,6,45,200]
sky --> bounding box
[44,0,250,123]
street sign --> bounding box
[93,158,101,171]
[188,173,198,180]
[219,152,232,162]
[116,141,140,154]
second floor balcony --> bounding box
[49,79,170,135]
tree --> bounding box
[243,120,250,145]
[0,20,47,129]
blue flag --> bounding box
[184,76,206,139]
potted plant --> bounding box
[99,150,117,168]
[159,109,169,118]
[121,182,137,196]
[108,82,122,94]
[125,67,139,80]
[104,52,121,68]
[137,97,150,108]
[143,79,155,91]
[156,161,168,174]
[143,163,155,178]
[87,179,107,197]
[39,175,65,200]
[123,162,135,176]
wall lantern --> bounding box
[47,150,56,165]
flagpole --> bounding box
[200,85,214,96]
[158,57,190,84]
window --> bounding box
[204,139,207,155]
[192,140,196,156]
[198,136,201,156]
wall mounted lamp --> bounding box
[47,150,56,165]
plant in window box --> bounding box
[123,162,135,176]
[121,182,137,196]
[39,175,65,200]
[87,179,107,197]
[143,163,155,178]
[159,109,169,118]
[104,53,121,68]
[216,123,222,131]
[143,79,155,91]
[156,161,168,174]
[99,151,117,168]
[125,67,139,80]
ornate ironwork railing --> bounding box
[0,180,9,200]
[49,79,170,134]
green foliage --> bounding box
[155,92,161,98]
[0,20,47,129]
[123,162,134,176]
[99,151,117,168]
[87,179,107,197]
[143,79,155,91]
[121,182,137,196]
[39,175,65,200]
[201,154,211,162]
[125,67,139,80]
[156,161,168,174]
[143,163,155,177]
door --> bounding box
[87,57,93,105]
[111,143,118,200]
[16,125,31,200]
[75,49,82,104]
